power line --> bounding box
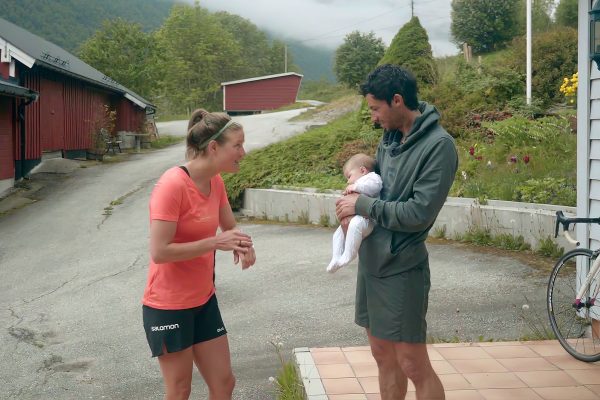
[295,1,412,44]
[293,0,449,45]
[297,15,450,44]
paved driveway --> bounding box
[156,108,324,152]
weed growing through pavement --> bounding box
[536,236,564,258]
[297,211,310,225]
[432,225,447,239]
[268,339,305,400]
[516,295,555,340]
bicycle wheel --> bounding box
[547,248,600,362]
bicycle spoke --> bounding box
[547,249,600,362]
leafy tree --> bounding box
[213,12,276,77]
[379,17,437,87]
[517,0,553,33]
[555,0,578,28]
[78,19,159,99]
[451,0,520,54]
[334,31,385,88]
[155,4,243,113]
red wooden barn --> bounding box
[221,72,303,114]
[0,80,38,195]
[0,16,155,194]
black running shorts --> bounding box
[142,294,227,357]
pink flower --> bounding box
[510,155,518,163]
[469,147,475,156]
[523,155,530,164]
[476,156,483,161]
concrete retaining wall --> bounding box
[242,188,577,251]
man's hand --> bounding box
[336,193,359,221]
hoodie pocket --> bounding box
[359,226,428,277]
[358,225,396,277]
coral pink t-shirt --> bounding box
[142,167,229,310]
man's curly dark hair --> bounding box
[360,64,419,110]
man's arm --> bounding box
[355,138,457,232]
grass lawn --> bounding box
[224,108,576,209]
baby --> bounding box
[327,153,382,273]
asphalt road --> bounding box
[156,108,325,152]
[0,110,551,399]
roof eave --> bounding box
[221,72,303,86]
[0,84,38,100]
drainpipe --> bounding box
[17,94,37,179]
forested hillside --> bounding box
[0,0,175,53]
[288,39,335,82]
[0,0,334,81]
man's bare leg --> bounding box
[367,330,408,400]
[395,342,444,400]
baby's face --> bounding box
[344,167,366,184]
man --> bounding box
[336,64,458,400]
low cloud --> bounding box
[197,0,458,57]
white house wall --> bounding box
[582,2,600,322]
[590,160,600,179]
[579,0,592,244]
[590,75,600,241]
[591,120,600,138]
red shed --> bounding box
[0,80,38,196]
[0,16,155,189]
[221,72,303,113]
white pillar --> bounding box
[526,0,532,105]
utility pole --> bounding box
[526,0,532,105]
[284,44,288,73]
[411,0,414,18]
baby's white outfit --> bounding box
[327,171,383,273]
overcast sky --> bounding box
[198,0,458,57]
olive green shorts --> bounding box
[355,258,430,343]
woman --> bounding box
[142,109,256,400]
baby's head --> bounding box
[343,153,375,184]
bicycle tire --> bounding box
[547,248,600,362]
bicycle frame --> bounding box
[562,230,600,312]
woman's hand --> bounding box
[215,229,252,253]
[234,246,256,270]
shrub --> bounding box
[513,178,576,206]
[509,28,578,106]
[421,59,522,138]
